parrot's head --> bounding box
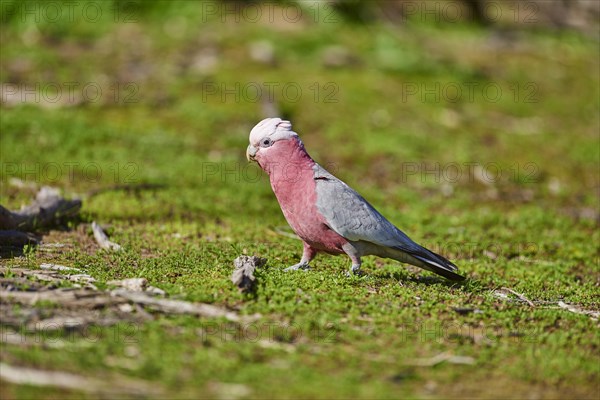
[246,118,303,169]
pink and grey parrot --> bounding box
[246,118,465,281]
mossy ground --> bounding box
[1,1,598,399]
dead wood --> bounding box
[405,351,475,367]
[0,230,39,247]
[0,266,257,332]
[500,287,535,307]
[91,221,122,251]
[0,363,164,396]
[231,255,267,293]
[0,288,125,310]
[0,186,81,231]
[558,301,599,320]
[111,288,258,322]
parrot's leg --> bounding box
[342,243,363,276]
[284,242,317,272]
[346,258,362,276]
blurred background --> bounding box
[1,0,598,218]
[0,1,599,399]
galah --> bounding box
[246,118,465,281]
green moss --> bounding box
[1,1,598,398]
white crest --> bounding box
[249,118,298,146]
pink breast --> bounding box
[264,140,348,254]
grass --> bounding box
[1,1,599,399]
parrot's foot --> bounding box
[345,264,363,277]
[284,262,310,272]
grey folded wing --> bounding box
[313,164,460,275]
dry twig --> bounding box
[405,352,475,367]
[558,301,599,320]
[494,287,536,307]
[91,221,122,251]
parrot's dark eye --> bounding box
[260,137,273,148]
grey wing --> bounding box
[313,165,461,276]
[313,165,419,250]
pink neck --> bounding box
[260,138,316,179]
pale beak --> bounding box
[246,144,257,162]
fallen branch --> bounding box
[0,230,39,247]
[2,268,259,333]
[40,263,81,272]
[231,255,267,293]
[0,266,96,287]
[558,301,599,320]
[0,363,163,396]
[405,352,475,367]
[111,289,258,322]
[0,288,121,310]
[91,221,122,251]
[0,186,81,231]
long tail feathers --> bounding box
[392,246,465,281]
[410,252,465,281]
